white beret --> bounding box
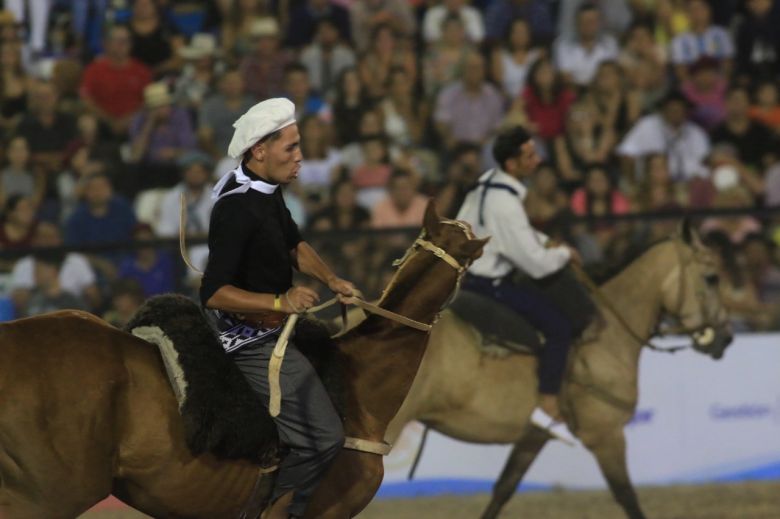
[227,98,296,159]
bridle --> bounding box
[386,219,475,323]
[574,237,725,355]
[651,238,725,351]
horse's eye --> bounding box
[705,274,719,287]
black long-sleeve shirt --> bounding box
[200,166,302,306]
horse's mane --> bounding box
[595,236,676,286]
[125,294,346,465]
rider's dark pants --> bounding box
[231,336,344,517]
[463,273,573,394]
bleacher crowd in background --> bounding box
[0,0,779,331]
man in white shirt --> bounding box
[553,3,619,86]
[617,90,711,182]
[456,126,583,444]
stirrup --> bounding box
[530,407,578,446]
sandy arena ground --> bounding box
[80,481,780,518]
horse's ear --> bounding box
[679,217,704,248]
[461,236,490,259]
[423,199,442,235]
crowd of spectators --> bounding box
[1,0,780,330]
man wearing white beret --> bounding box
[200,98,356,519]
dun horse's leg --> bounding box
[589,430,646,519]
[481,427,549,519]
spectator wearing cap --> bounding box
[198,69,255,159]
[553,3,619,87]
[156,151,214,240]
[80,25,153,137]
[734,0,780,83]
[484,0,554,46]
[299,18,357,96]
[618,91,711,183]
[8,224,100,316]
[434,51,505,151]
[128,0,185,76]
[15,80,77,174]
[711,85,777,172]
[423,0,484,45]
[240,17,293,101]
[670,0,734,82]
[370,169,428,228]
[128,82,197,191]
[118,223,176,297]
[174,33,223,112]
[349,0,416,52]
[681,56,728,131]
[286,0,352,49]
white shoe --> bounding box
[530,407,578,446]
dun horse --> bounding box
[0,203,487,519]
[385,223,732,519]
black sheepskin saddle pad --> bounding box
[125,293,343,465]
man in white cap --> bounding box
[200,97,355,519]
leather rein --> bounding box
[180,194,474,456]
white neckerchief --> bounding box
[212,164,279,201]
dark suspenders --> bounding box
[468,170,520,225]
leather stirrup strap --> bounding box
[343,437,392,456]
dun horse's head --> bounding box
[662,220,733,359]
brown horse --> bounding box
[384,223,732,519]
[0,202,487,519]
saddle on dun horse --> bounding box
[450,267,599,354]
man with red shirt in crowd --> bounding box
[80,25,152,137]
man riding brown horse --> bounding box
[201,97,355,519]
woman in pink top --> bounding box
[570,165,630,248]
[570,166,630,216]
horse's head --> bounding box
[421,200,488,268]
[661,220,733,359]
[387,201,488,312]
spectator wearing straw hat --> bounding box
[128,82,197,192]
[174,33,224,112]
[80,25,153,137]
[240,17,293,101]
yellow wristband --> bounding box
[273,294,281,311]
